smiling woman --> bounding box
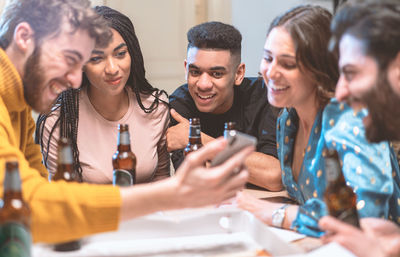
[35,6,171,185]
[238,4,400,238]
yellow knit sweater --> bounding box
[0,48,121,243]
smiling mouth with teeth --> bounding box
[50,83,66,95]
[268,83,289,92]
[197,93,215,100]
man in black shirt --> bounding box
[167,21,282,191]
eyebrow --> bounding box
[114,43,127,51]
[188,64,227,71]
[188,64,199,69]
[264,49,295,59]
[210,66,227,71]
[64,50,83,61]
[92,49,104,55]
[91,43,128,55]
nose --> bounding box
[265,60,280,81]
[196,73,213,91]
[105,57,118,75]
[335,75,350,102]
[65,66,83,89]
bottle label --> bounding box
[0,222,31,257]
[113,169,133,186]
[118,131,131,145]
[59,145,73,165]
[4,170,21,192]
[325,158,340,182]
[189,125,201,138]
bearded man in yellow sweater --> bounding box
[0,0,251,243]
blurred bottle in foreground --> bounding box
[324,149,360,227]
[51,138,81,251]
[0,161,31,257]
[51,137,79,182]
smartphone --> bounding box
[210,131,257,167]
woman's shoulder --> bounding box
[277,108,290,122]
[277,108,297,130]
[322,98,390,153]
[322,98,366,129]
[40,89,85,131]
[41,104,61,129]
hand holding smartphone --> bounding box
[210,131,257,167]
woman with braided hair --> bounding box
[36,6,170,183]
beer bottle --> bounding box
[224,121,237,140]
[183,118,203,156]
[51,138,81,251]
[112,124,136,186]
[324,149,360,227]
[0,161,31,257]
[51,137,79,182]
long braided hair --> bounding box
[35,6,168,180]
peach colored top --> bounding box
[42,87,170,184]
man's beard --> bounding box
[23,47,48,113]
[361,71,400,143]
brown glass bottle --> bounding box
[112,124,137,186]
[224,121,237,140]
[51,138,81,251]
[324,149,360,227]
[0,161,31,257]
[51,138,79,182]
[184,118,203,156]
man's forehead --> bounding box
[187,47,232,57]
[186,47,235,67]
[43,23,95,60]
[339,34,365,67]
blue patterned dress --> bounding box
[277,98,400,237]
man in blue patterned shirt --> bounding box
[320,2,400,257]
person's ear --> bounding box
[394,52,400,84]
[13,22,35,56]
[184,59,188,80]
[389,52,400,95]
[234,63,245,86]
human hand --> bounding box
[361,218,400,257]
[361,217,400,237]
[236,191,274,225]
[174,138,253,208]
[166,109,190,152]
[319,216,386,257]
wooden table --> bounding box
[243,188,289,199]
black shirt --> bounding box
[169,77,278,169]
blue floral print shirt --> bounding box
[277,98,400,237]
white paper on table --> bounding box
[282,242,357,257]
[268,227,306,243]
[33,207,303,257]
